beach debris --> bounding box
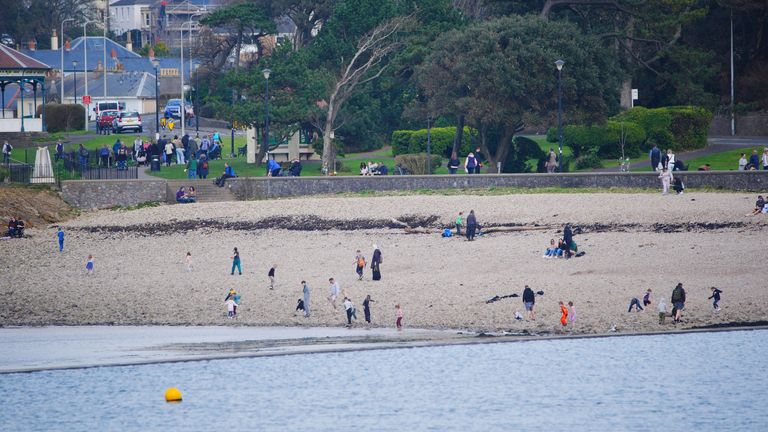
[165,387,182,402]
[485,293,519,304]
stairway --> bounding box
[166,179,237,203]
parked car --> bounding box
[112,111,143,133]
[163,99,194,120]
[97,110,120,132]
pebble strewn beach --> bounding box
[1,193,766,334]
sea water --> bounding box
[0,329,765,431]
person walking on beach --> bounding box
[628,297,644,312]
[708,287,723,312]
[268,264,277,289]
[355,250,365,280]
[85,255,94,275]
[466,210,477,241]
[658,298,668,324]
[658,167,672,195]
[568,301,576,331]
[231,248,242,275]
[232,292,241,317]
[328,278,340,310]
[57,227,65,252]
[371,245,382,281]
[363,295,373,324]
[671,283,686,322]
[395,304,404,330]
[455,212,463,236]
[343,297,357,326]
[559,301,569,330]
[643,289,653,307]
[523,285,536,320]
[185,252,193,272]
[302,281,311,317]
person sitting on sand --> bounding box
[628,297,644,312]
[747,195,765,216]
[7,217,17,237]
[556,238,568,258]
[708,287,723,312]
[543,239,559,258]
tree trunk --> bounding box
[452,114,465,156]
[322,100,336,173]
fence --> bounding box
[58,150,138,180]
[81,166,138,180]
[2,159,56,185]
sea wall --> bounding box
[60,172,768,209]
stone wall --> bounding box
[710,114,768,136]
[61,180,166,209]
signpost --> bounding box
[631,89,638,108]
[83,95,91,104]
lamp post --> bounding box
[103,14,112,100]
[72,60,78,104]
[194,63,200,133]
[555,59,564,172]
[262,68,271,161]
[179,18,199,142]
[60,18,75,102]
[152,58,160,137]
[426,116,432,174]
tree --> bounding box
[199,2,276,71]
[415,14,621,171]
[0,0,95,49]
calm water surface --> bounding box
[0,329,765,431]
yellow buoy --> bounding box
[165,387,182,402]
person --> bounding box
[643,289,653,307]
[268,264,276,289]
[231,247,241,275]
[371,245,383,280]
[188,134,198,160]
[215,162,236,187]
[747,195,765,216]
[112,139,122,158]
[267,159,281,177]
[288,159,302,176]
[164,139,175,167]
[133,137,143,160]
[232,292,241,317]
[545,148,558,173]
[738,153,748,170]
[658,298,668,324]
[176,187,191,203]
[199,135,210,157]
[224,288,236,302]
[472,147,484,174]
[7,217,17,237]
[395,304,403,330]
[543,239,559,258]
[343,297,357,326]
[328,278,340,310]
[658,167,672,195]
[225,297,237,318]
[628,297,644,312]
[522,285,535,320]
[749,149,759,170]
[213,131,221,146]
[363,295,373,324]
[464,152,477,174]
[708,287,723,311]
[85,255,94,275]
[650,144,661,171]
[116,144,128,170]
[198,154,209,179]
[99,144,111,167]
[455,212,463,236]
[2,140,13,164]
[466,210,477,241]
[55,141,64,162]
[667,149,676,171]
[563,224,573,259]
[448,152,460,174]
[568,301,576,331]
[763,148,768,171]
[186,186,196,202]
[360,162,369,176]
[355,250,365,280]
[181,133,190,159]
[57,227,65,252]
[187,154,198,180]
[78,144,89,170]
[302,281,311,317]
[185,252,193,272]
[673,177,684,195]
[296,298,306,314]
[174,135,186,165]
[559,301,568,329]
[671,282,686,322]
[14,218,24,238]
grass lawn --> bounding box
[681,146,759,171]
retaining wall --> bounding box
[60,171,768,209]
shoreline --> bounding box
[2,323,766,374]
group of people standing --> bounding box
[454,210,479,240]
[738,148,768,171]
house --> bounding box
[0,44,52,132]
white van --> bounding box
[93,101,126,121]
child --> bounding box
[559,301,568,330]
[231,247,241,275]
[658,298,667,324]
[628,297,644,312]
[568,301,576,330]
[85,255,94,275]
[455,212,463,236]
[395,304,403,330]
[57,227,65,252]
[514,310,523,321]
[268,264,276,289]
[296,298,305,314]
[708,287,723,311]
[185,252,193,272]
[643,289,652,307]
[355,250,365,280]
[225,297,236,318]
[233,293,241,317]
[543,239,557,258]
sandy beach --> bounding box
[1,192,766,334]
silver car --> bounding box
[112,111,143,133]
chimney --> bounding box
[29,39,36,51]
[51,29,59,51]
[111,48,117,59]
[64,39,71,50]
[126,39,133,52]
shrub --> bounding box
[614,106,673,148]
[394,153,442,175]
[574,149,603,170]
[391,127,473,157]
[44,104,85,132]
[613,106,711,151]
[550,121,645,159]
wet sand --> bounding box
[1,193,766,337]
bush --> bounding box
[613,106,711,151]
[44,104,85,132]
[391,127,473,157]
[394,153,442,175]
[551,121,646,159]
[613,106,673,148]
[574,149,603,170]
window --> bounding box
[143,12,150,27]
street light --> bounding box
[152,58,160,137]
[427,116,432,174]
[60,18,75,102]
[554,59,564,173]
[180,17,200,141]
[194,63,200,133]
[262,68,271,163]
[83,19,96,131]
[72,60,78,104]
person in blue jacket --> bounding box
[267,159,281,177]
[57,227,65,252]
[215,162,236,187]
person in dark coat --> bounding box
[650,144,661,171]
[363,295,373,323]
[563,224,573,258]
[466,210,477,241]
[371,245,382,280]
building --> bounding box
[0,44,52,132]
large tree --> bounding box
[415,14,621,171]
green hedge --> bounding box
[391,127,473,157]
[44,104,85,133]
[613,106,711,151]
[552,121,646,159]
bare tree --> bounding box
[313,16,410,171]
